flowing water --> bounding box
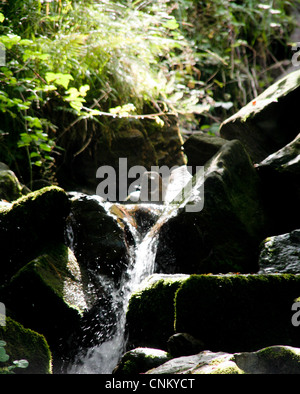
[67,199,178,374]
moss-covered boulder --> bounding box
[155,139,267,274]
[259,230,300,274]
[175,274,300,353]
[113,347,171,375]
[256,133,300,234]
[0,317,52,374]
[126,274,189,350]
[233,345,300,374]
[0,186,70,285]
[1,243,87,366]
[0,164,25,202]
[219,69,300,163]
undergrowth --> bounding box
[0,0,298,185]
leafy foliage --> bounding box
[0,0,298,184]
[0,340,29,374]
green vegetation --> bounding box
[0,318,52,374]
[0,340,29,374]
[0,0,298,185]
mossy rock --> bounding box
[259,230,300,274]
[0,167,24,202]
[220,69,300,163]
[0,317,52,374]
[155,140,268,275]
[1,243,86,361]
[113,347,171,375]
[234,345,300,374]
[175,274,300,353]
[126,274,189,350]
[0,186,70,284]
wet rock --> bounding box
[155,139,267,275]
[113,347,171,375]
[220,69,300,163]
[66,193,130,282]
[259,230,300,274]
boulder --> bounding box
[155,139,268,275]
[146,350,238,374]
[126,274,189,350]
[0,317,52,374]
[113,347,171,375]
[255,133,300,234]
[183,132,227,169]
[0,164,26,202]
[259,230,300,274]
[220,69,300,163]
[57,114,185,194]
[146,345,300,374]
[167,333,205,357]
[0,186,70,284]
[66,193,131,281]
[175,274,300,353]
[0,243,87,367]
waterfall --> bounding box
[67,199,178,374]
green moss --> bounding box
[1,243,84,351]
[0,170,24,202]
[0,186,70,284]
[126,276,187,350]
[210,364,244,374]
[175,274,300,353]
[114,348,172,375]
[0,317,52,374]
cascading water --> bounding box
[67,199,178,374]
[66,164,203,374]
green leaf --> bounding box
[163,19,179,30]
[0,13,4,23]
[13,360,29,369]
[0,347,9,363]
[39,143,52,152]
[45,72,74,89]
[30,152,40,158]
